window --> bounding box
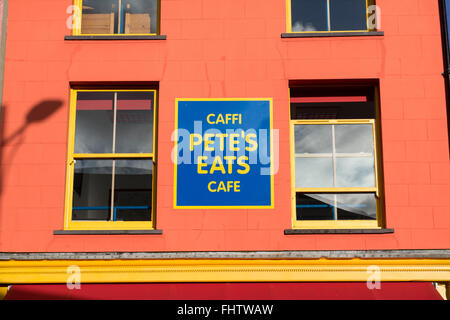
[290,83,384,229]
[73,0,160,35]
[64,89,157,230]
[287,0,375,33]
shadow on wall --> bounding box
[0,100,64,196]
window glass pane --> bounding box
[296,158,334,188]
[330,0,367,31]
[82,0,118,34]
[296,193,335,220]
[291,0,328,32]
[115,92,154,153]
[72,159,112,221]
[336,193,377,220]
[336,157,375,187]
[295,125,332,154]
[123,0,157,34]
[114,160,153,221]
[75,92,114,154]
[335,124,374,154]
[81,0,157,35]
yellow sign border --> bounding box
[173,98,274,210]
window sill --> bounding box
[281,31,384,38]
[54,230,163,235]
[284,228,394,235]
[64,35,167,41]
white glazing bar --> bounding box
[332,124,338,219]
[327,0,331,31]
[110,92,118,221]
[296,153,373,158]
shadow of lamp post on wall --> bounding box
[0,100,64,195]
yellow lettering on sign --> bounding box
[217,180,227,192]
[237,156,250,174]
[197,156,208,174]
[208,181,217,192]
[223,156,237,174]
[205,114,242,125]
[190,134,202,151]
[207,181,241,192]
[229,133,240,151]
[216,114,225,124]
[210,156,226,174]
[216,133,227,151]
[206,114,215,124]
[245,133,258,151]
[204,133,215,152]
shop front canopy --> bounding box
[3,282,443,300]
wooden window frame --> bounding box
[72,0,161,36]
[289,88,385,230]
[63,89,157,231]
[286,0,376,34]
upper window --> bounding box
[288,0,375,33]
[290,83,384,229]
[64,89,157,230]
[73,0,159,35]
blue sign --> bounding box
[174,99,273,208]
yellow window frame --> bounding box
[72,0,161,36]
[286,0,376,33]
[64,89,158,231]
[289,118,384,229]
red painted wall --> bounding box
[0,0,449,252]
